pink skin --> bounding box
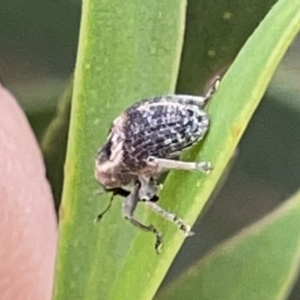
[0,84,57,300]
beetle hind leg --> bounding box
[146,157,212,174]
[143,201,194,237]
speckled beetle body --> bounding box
[95,77,220,252]
[95,95,210,186]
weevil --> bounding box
[95,77,220,252]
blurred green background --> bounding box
[1,0,299,298]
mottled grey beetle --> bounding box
[95,77,220,252]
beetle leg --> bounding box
[138,176,161,201]
[146,157,212,174]
[95,192,115,222]
[204,75,221,101]
[143,201,194,237]
[122,182,163,253]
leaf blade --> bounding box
[53,1,187,299]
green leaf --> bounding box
[156,190,300,300]
[148,0,300,290]
[53,1,187,300]
[163,0,300,226]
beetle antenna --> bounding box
[95,193,115,223]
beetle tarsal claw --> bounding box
[181,224,195,237]
[195,161,213,173]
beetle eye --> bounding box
[96,141,112,162]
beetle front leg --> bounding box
[122,182,163,253]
